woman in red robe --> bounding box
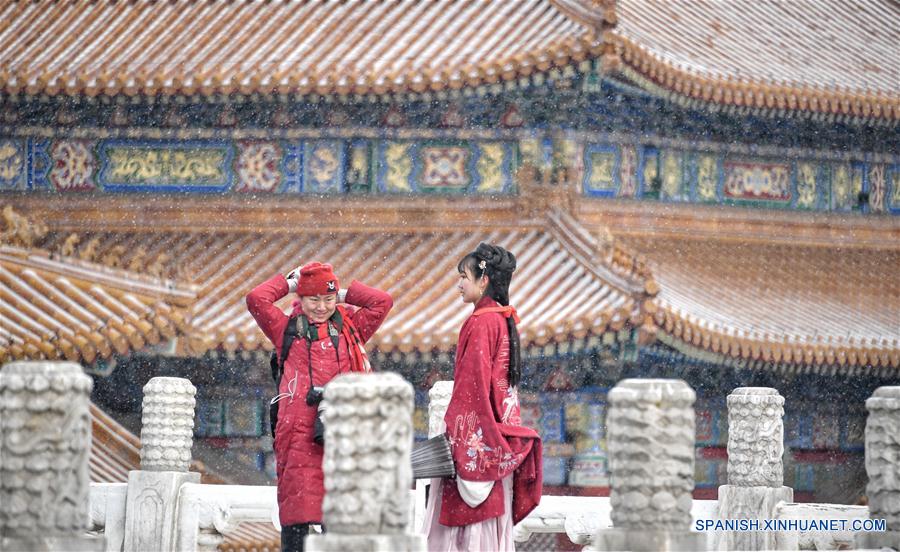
[424,243,542,551]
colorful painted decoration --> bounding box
[584,146,617,195]
[796,162,818,209]
[304,140,344,193]
[660,150,685,200]
[235,141,282,192]
[0,131,891,215]
[890,167,900,212]
[569,452,609,487]
[50,140,95,191]
[100,142,230,190]
[868,164,886,212]
[618,146,638,198]
[383,141,412,192]
[420,146,470,189]
[0,139,24,190]
[830,163,863,211]
[723,160,791,202]
[476,143,505,193]
[500,104,525,128]
[696,154,718,201]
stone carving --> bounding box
[310,372,424,551]
[0,361,93,537]
[606,378,696,530]
[727,387,785,487]
[592,379,704,551]
[319,372,414,535]
[427,381,453,438]
[139,377,197,472]
[717,387,792,551]
[864,386,900,530]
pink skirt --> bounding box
[423,475,515,552]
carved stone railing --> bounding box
[87,483,127,552]
[0,361,103,551]
[175,484,277,551]
[592,378,705,552]
[773,502,870,551]
[515,495,719,546]
[124,376,199,552]
[855,385,900,551]
[308,372,423,551]
[8,367,899,552]
[716,387,792,551]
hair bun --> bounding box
[476,243,516,273]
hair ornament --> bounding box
[478,260,487,271]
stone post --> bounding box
[414,381,453,531]
[427,381,453,438]
[591,378,705,552]
[123,377,201,552]
[0,361,103,551]
[855,386,900,550]
[306,372,425,552]
[715,387,793,551]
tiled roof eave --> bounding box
[648,298,900,372]
[612,34,900,122]
[0,35,602,99]
[0,246,194,366]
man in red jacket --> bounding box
[246,262,393,552]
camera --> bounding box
[306,386,326,446]
[306,385,325,406]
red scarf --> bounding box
[472,305,520,324]
[289,303,371,373]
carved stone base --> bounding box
[855,530,900,550]
[715,484,793,551]
[305,533,425,552]
[588,528,707,552]
[1,535,104,551]
[123,470,200,552]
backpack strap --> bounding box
[272,314,300,386]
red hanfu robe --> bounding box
[440,296,543,527]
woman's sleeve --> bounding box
[444,316,505,482]
[246,274,290,346]
[343,280,393,343]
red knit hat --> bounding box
[296,262,340,296]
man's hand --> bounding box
[286,265,303,293]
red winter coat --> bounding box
[440,296,542,527]
[246,275,393,526]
